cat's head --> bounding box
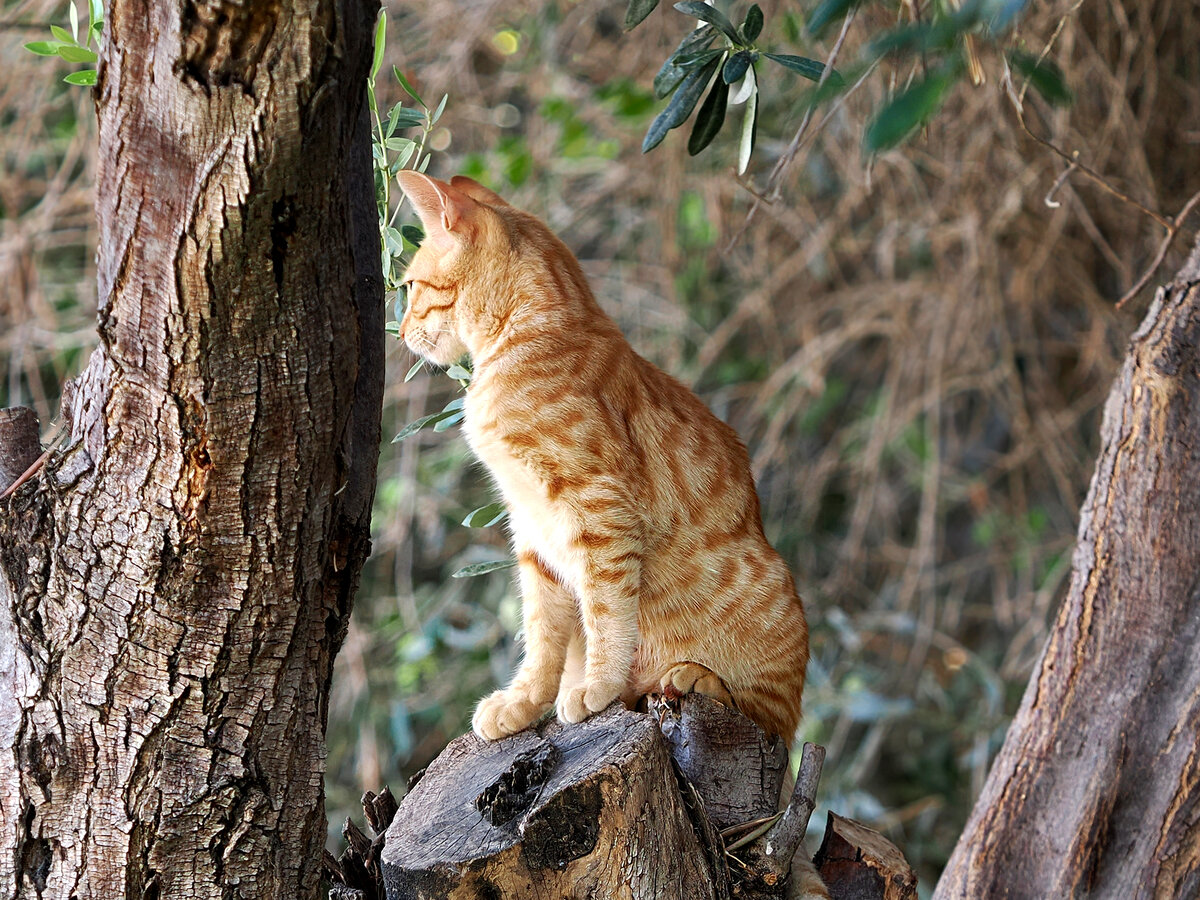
[394,172,522,366]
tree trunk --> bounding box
[0,0,382,895]
[934,242,1200,898]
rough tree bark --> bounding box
[934,242,1200,898]
[0,0,382,896]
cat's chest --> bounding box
[462,389,542,501]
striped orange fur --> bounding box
[396,172,811,743]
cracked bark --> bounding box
[0,0,382,897]
[934,240,1200,898]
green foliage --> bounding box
[863,63,958,153]
[367,14,448,294]
[1007,50,1073,106]
[24,0,104,85]
[628,0,1071,163]
[452,559,518,578]
[635,2,834,171]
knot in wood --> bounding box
[474,740,560,826]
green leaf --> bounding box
[51,24,74,44]
[433,411,465,431]
[723,50,752,84]
[868,22,959,58]
[863,67,957,152]
[643,54,722,152]
[385,136,415,151]
[67,2,78,40]
[57,45,97,63]
[404,360,425,382]
[383,225,404,257]
[462,502,508,528]
[392,408,463,441]
[431,93,449,124]
[24,41,63,56]
[385,321,401,335]
[806,0,857,38]
[392,65,425,108]
[445,364,472,381]
[986,0,1029,31]
[674,47,724,69]
[386,102,403,136]
[452,558,517,578]
[762,52,833,83]
[653,25,716,99]
[1008,50,1073,106]
[741,4,764,42]
[673,1,739,43]
[371,12,386,79]
[442,396,466,412]
[401,224,424,247]
[88,0,102,31]
[63,69,97,85]
[625,0,660,29]
[390,108,427,129]
[687,71,728,155]
[737,73,757,174]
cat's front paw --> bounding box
[556,680,624,724]
[472,688,550,741]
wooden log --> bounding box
[814,813,917,900]
[654,692,788,829]
[381,705,728,899]
[380,694,916,900]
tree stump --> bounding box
[382,705,728,899]
[380,695,915,900]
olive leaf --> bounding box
[762,52,836,83]
[673,0,740,43]
[625,0,660,30]
[688,73,729,156]
[738,71,758,174]
[863,66,957,152]
[1008,50,1073,106]
[806,0,857,39]
[723,50,753,85]
[452,559,517,578]
[643,54,723,152]
[653,25,716,99]
[741,4,764,42]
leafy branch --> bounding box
[23,0,103,85]
[629,0,1072,167]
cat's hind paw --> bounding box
[556,680,624,724]
[472,689,550,741]
[659,662,734,706]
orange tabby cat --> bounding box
[396,172,810,745]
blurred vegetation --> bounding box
[3,0,1198,890]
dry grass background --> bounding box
[3,0,1198,887]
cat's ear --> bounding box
[449,176,511,207]
[396,172,476,249]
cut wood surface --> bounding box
[935,244,1200,898]
[814,813,917,900]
